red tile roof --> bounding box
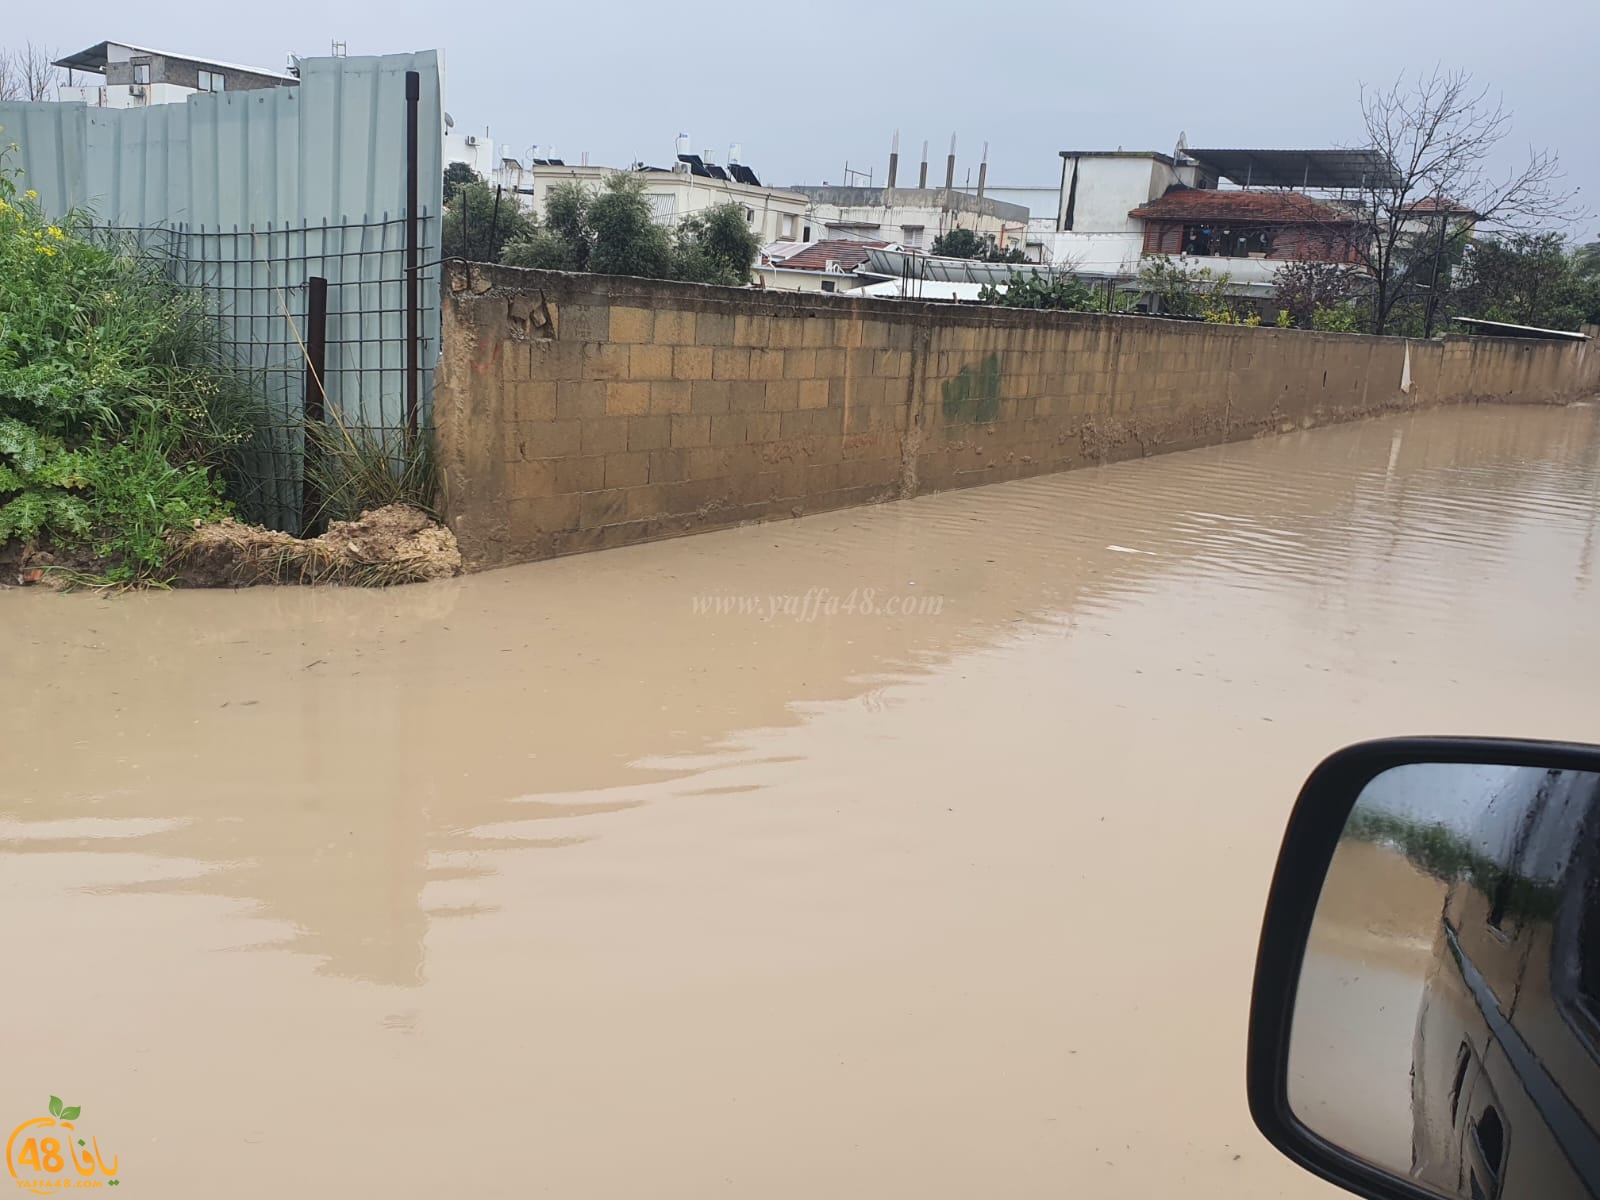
[1401,195,1481,218]
[1129,187,1353,224]
[768,239,888,272]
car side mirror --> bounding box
[1247,738,1600,1200]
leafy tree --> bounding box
[586,173,673,279]
[543,182,594,270]
[1272,261,1361,328]
[1451,233,1600,331]
[673,203,760,286]
[502,182,590,270]
[500,228,579,270]
[442,162,478,206]
[931,228,986,258]
[502,175,759,285]
[441,179,539,263]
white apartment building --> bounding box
[790,184,1029,255]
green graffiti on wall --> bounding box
[941,353,1002,425]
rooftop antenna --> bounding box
[330,39,347,57]
[843,160,873,187]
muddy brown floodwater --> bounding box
[3,404,1600,1198]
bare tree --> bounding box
[0,43,61,102]
[1344,69,1581,335]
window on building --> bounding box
[198,70,226,93]
[779,214,797,241]
[820,279,837,293]
[903,225,924,249]
[1182,223,1271,258]
[132,61,151,85]
[803,225,812,241]
[744,207,756,225]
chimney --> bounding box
[944,134,956,210]
[977,141,988,202]
[886,130,900,189]
[919,140,929,188]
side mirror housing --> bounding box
[1248,738,1600,1200]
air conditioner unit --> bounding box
[464,135,478,146]
[128,84,145,97]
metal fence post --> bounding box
[404,69,421,441]
[301,275,329,534]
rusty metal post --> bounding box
[301,275,329,534]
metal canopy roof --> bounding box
[53,40,298,81]
[1183,148,1398,190]
[1451,317,1589,342]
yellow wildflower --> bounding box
[24,189,38,199]
[34,243,57,256]
[47,225,63,240]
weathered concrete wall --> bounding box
[436,265,1599,570]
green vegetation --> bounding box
[1136,258,1244,321]
[445,167,761,285]
[931,227,1026,263]
[1344,807,1559,922]
[442,161,477,206]
[1272,261,1361,329]
[440,177,540,264]
[976,269,1134,313]
[1453,232,1600,332]
[0,143,261,584]
[304,407,437,527]
[1311,304,1364,333]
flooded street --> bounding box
[4,403,1599,1198]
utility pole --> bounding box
[1422,204,1450,339]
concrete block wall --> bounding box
[436,265,1598,570]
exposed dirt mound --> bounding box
[0,537,127,589]
[172,505,462,588]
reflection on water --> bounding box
[2,405,1599,1198]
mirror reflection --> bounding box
[1288,762,1600,1200]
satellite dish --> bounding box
[444,112,455,130]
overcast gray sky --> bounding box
[16,0,1599,235]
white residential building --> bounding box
[790,184,1029,255]
[1042,150,1212,276]
[1035,147,1386,294]
[53,40,298,108]
[442,121,500,181]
